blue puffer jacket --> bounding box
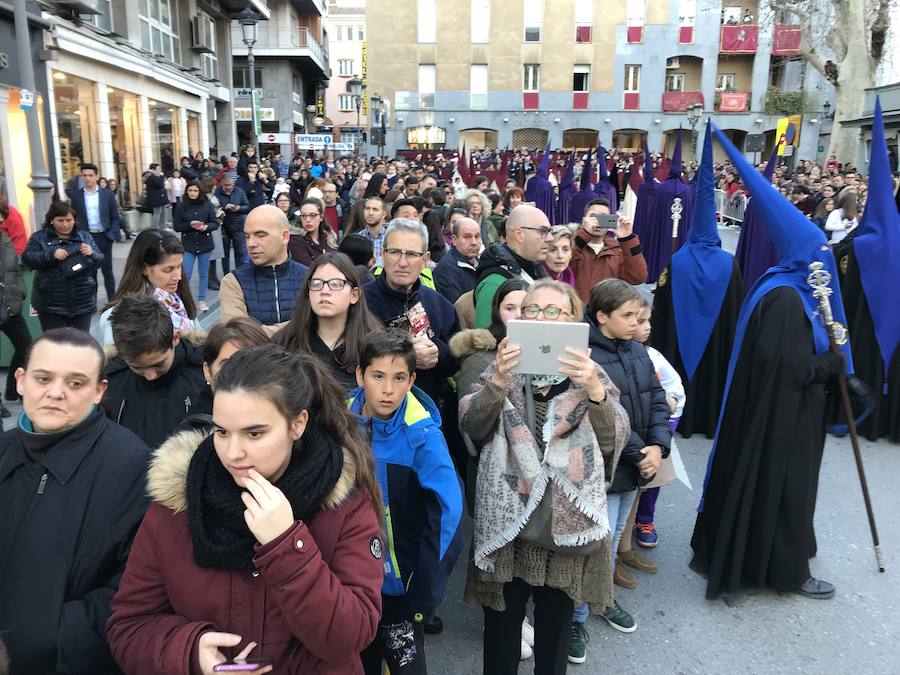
[587,317,671,493]
[22,228,103,316]
[232,258,308,326]
[347,385,464,620]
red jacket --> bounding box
[107,429,383,674]
[1,204,28,255]
[570,228,648,301]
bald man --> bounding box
[434,216,483,303]
[218,205,309,335]
[473,205,552,327]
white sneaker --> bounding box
[521,617,535,647]
[520,639,533,660]
[197,301,209,312]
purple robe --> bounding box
[734,146,779,289]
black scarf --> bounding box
[186,422,344,571]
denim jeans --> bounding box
[183,249,212,301]
[222,226,248,273]
[573,489,638,623]
[150,205,167,229]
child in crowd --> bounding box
[615,297,686,587]
[570,279,671,664]
[348,330,464,675]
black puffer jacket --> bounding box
[0,231,27,317]
[588,318,671,493]
[22,228,103,317]
[173,198,219,254]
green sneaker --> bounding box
[602,600,637,633]
[568,621,589,664]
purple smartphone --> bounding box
[213,658,273,672]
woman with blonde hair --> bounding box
[542,225,576,288]
[463,188,498,244]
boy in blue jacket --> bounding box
[349,330,464,675]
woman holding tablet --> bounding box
[460,278,629,674]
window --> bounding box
[196,13,217,80]
[575,0,592,42]
[716,73,736,91]
[573,64,590,92]
[339,95,355,111]
[471,0,490,43]
[523,64,540,91]
[82,0,112,31]
[523,0,543,42]
[665,73,685,92]
[418,64,436,108]
[338,59,354,76]
[470,64,488,108]
[139,0,181,63]
[418,0,436,43]
[678,0,696,26]
[626,0,644,42]
[624,64,640,92]
[357,25,365,40]
[232,68,264,89]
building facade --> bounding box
[322,0,367,150]
[366,0,833,162]
[230,0,330,160]
[44,0,261,206]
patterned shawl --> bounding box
[460,363,629,572]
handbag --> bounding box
[516,376,603,556]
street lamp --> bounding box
[239,7,260,155]
[370,94,384,158]
[347,77,363,156]
[686,102,703,156]
[822,100,833,119]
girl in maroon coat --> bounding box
[107,345,384,674]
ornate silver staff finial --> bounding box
[807,261,848,345]
[671,197,683,239]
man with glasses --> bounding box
[363,219,460,409]
[320,181,346,235]
[473,204,551,328]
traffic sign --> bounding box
[332,142,355,152]
[258,133,291,144]
[294,134,333,145]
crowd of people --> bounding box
[0,109,898,675]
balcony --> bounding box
[715,91,750,112]
[662,91,704,112]
[720,24,758,53]
[772,25,801,56]
[231,25,329,78]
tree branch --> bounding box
[769,0,834,80]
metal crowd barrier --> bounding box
[715,188,747,226]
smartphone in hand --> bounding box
[591,213,618,231]
[213,657,273,672]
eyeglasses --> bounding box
[383,248,425,261]
[521,226,552,238]
[521,304,570,320]
[309,277,354,291]
[322,189,337,194]
[299,212,321,219]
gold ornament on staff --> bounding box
[806,261,884,573]
[670,197,683,256]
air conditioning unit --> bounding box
[666,57,680,69]
[190,17,214,53]
[56,0,101,15]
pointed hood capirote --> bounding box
[670,122,735,381]
[851,96,900,378]
[734,142,780,287]
[593,144,618,213]
[668,128,683,180]
[699,122,854,510]
[570,146,600,222]
[525,139,555,221]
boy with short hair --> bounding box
[101,295,205,447]
[348,330,464,675]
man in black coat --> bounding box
[433,216,482,304]
[0,328,150,674]
[70,162,122,302]
[144,163,169,228]
[101,295,206,448]
[214,176,251,273]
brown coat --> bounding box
[570,228,648,300]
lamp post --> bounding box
[370,94,383,158]
[347,77,363,157]
[687,102,703,157]
[239,7,260,155]
[823,100,833,119]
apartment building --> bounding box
[230,0,330,159]
[366,0,833,161]
[322,0,367,149]
[42,0,261,206]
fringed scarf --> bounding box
[461,363,628,572]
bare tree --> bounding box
[769,0,893,163]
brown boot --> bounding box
[618,549,658,574]
[614,564,637,589]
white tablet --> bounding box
[506,319,590,377]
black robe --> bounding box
[650,259,745,439]
[834,246,900,442]
[691,286,836,600]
